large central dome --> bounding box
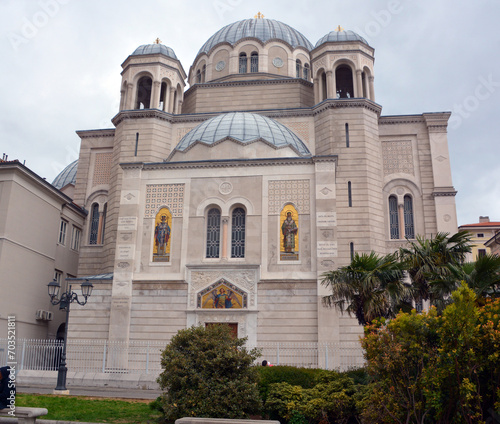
[197,18,314,56]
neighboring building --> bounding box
[0,160,86,339]
[50,17,459,362]
[459,216,500,260]
[485,231,500,257]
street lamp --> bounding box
[47,279,93,392]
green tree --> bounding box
[157,325,262,422]
[322,252,411,325]
[399,231,471,307]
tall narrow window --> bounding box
[89,203,99,245]
[58,220,67,245]
[321,71,327,100]
[231,208,245,258]
[350,242,354,261]
[196,69,201,83]
[206,208,221,258]
[404,195,415,239]
[71,227,81,251]
[296,60,302,78]
[303,63,309,80]
[239,53,247,73]
[250,52,258,73]
[389,196,399,239]
[202,65,206,82]
[345,123,350,147]
[135,76,152,109]
[348,181,352,207]
[361,71,367,97]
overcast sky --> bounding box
[1,0,498,226]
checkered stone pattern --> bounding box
[286,121,309,142]
[268,180,310,214]
[92,152,113,187]
[145,184,185,217]
[382,140,414,175]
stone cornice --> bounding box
[76,128,115,138]
[310,47,374,64]
[313,98,382,116]
[112,109,174,126]
[121,156,331,172]
[121,56,187,80]
[185,75,313,97]
[433,187,457,197]
[379,115,425,125]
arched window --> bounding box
[361,71,367,98]
[239,53,247,73]
[303,63,310,80]
[196,69,201,83]
[206,208,221,258]
[231,208,245,258]
[135,76,152,109]
[89,203,100,245]
[335,65,354,98]
[296,60,302,78]
[389,196,399,239]
[404,195,415,239]
[159,82,167,110]
[250,52,258,73]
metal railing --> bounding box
[0,339,364,374]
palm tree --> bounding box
[399,231,471,305]
[321,252,412,325]
[446,253,500,299]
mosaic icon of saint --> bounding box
[154,215,170,256]
[281,211,298,253]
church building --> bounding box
[56,16,458,357]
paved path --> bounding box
[17,384,161,400]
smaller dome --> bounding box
[52,160,78,189]
[131,44,178,60]
[315,30,369,48]
[174,112,311,156]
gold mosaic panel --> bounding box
[268,180,310,214]
[92,152,113,187]
[145,184,185,218]
[382,140,414,176]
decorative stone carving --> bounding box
[382,140,414,176]
[272,57,284,68]
[219,181,233,195]
[145,184,185,218]
[268,180,310,214]
[215,61,226,71]
[190,270,257,292]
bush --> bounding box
[157,325,262,422]
[257,365,322,402]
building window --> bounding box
[477,233,484,238]
[345,123,350,147]
[206,208,221,258]
[348,181,352,207]
[350,242,354,261]
[296,60,302,78]
[100,203,107,243]
[250,52,258,73]
[389,196,399,239]
[54,270,62,284]
[239,53,247,74]
[202,65,206,82]
[303,63,309,80]
[231,208,245,258]
[404,195,415,239]
[196,69,201,83]
[321,71,327,100]
[58,220,67,245]
[478,249,486,258]
[89,203,100,245]
[71,227,81,251]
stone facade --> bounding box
[65,19,458,352]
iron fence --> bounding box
[0,339,364,374]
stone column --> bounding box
[398,203,405,239]
[369,76,375,101]
[326,70,334,99]
[169,87,176,113]
[356,70,363,98]
[221,217,229,260]
[313,78,319,104]
[126,83,134,109]
[152,81,161,109]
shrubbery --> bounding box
[156,325,261,422]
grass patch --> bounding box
[15,393,161,424]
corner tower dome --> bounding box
[198,18,314,56]
[315,29,370,48]
[131,43,178,60]
[171,112,311,158]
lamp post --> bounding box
[47,279,93,392]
